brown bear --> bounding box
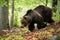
[21,5,54,31]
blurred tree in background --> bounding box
[0,0,9,30]
[9,0,14,30]
[52,0,58,12]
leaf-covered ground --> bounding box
[0,21,60,40]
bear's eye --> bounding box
[24,16,26,19]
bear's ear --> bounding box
[26,9,33,15]
[27,9,33,13]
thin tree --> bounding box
[52,0,58,12]
[46,0,48,6]
[9,0,14,30]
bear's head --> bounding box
[21,9,33,27]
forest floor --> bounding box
[0,21,60,40]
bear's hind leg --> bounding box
[47,18,55,24]
[37,23,47,29]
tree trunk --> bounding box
[9,0,14,29]
[46,0,48,6]
[52,0,58,12]
[0,0,9,30]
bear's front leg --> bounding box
[28,23,35,32]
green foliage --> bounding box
[0,35,23,40]
[0,0,7,7]
[14,0,40,9]
[14,13,19,27]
